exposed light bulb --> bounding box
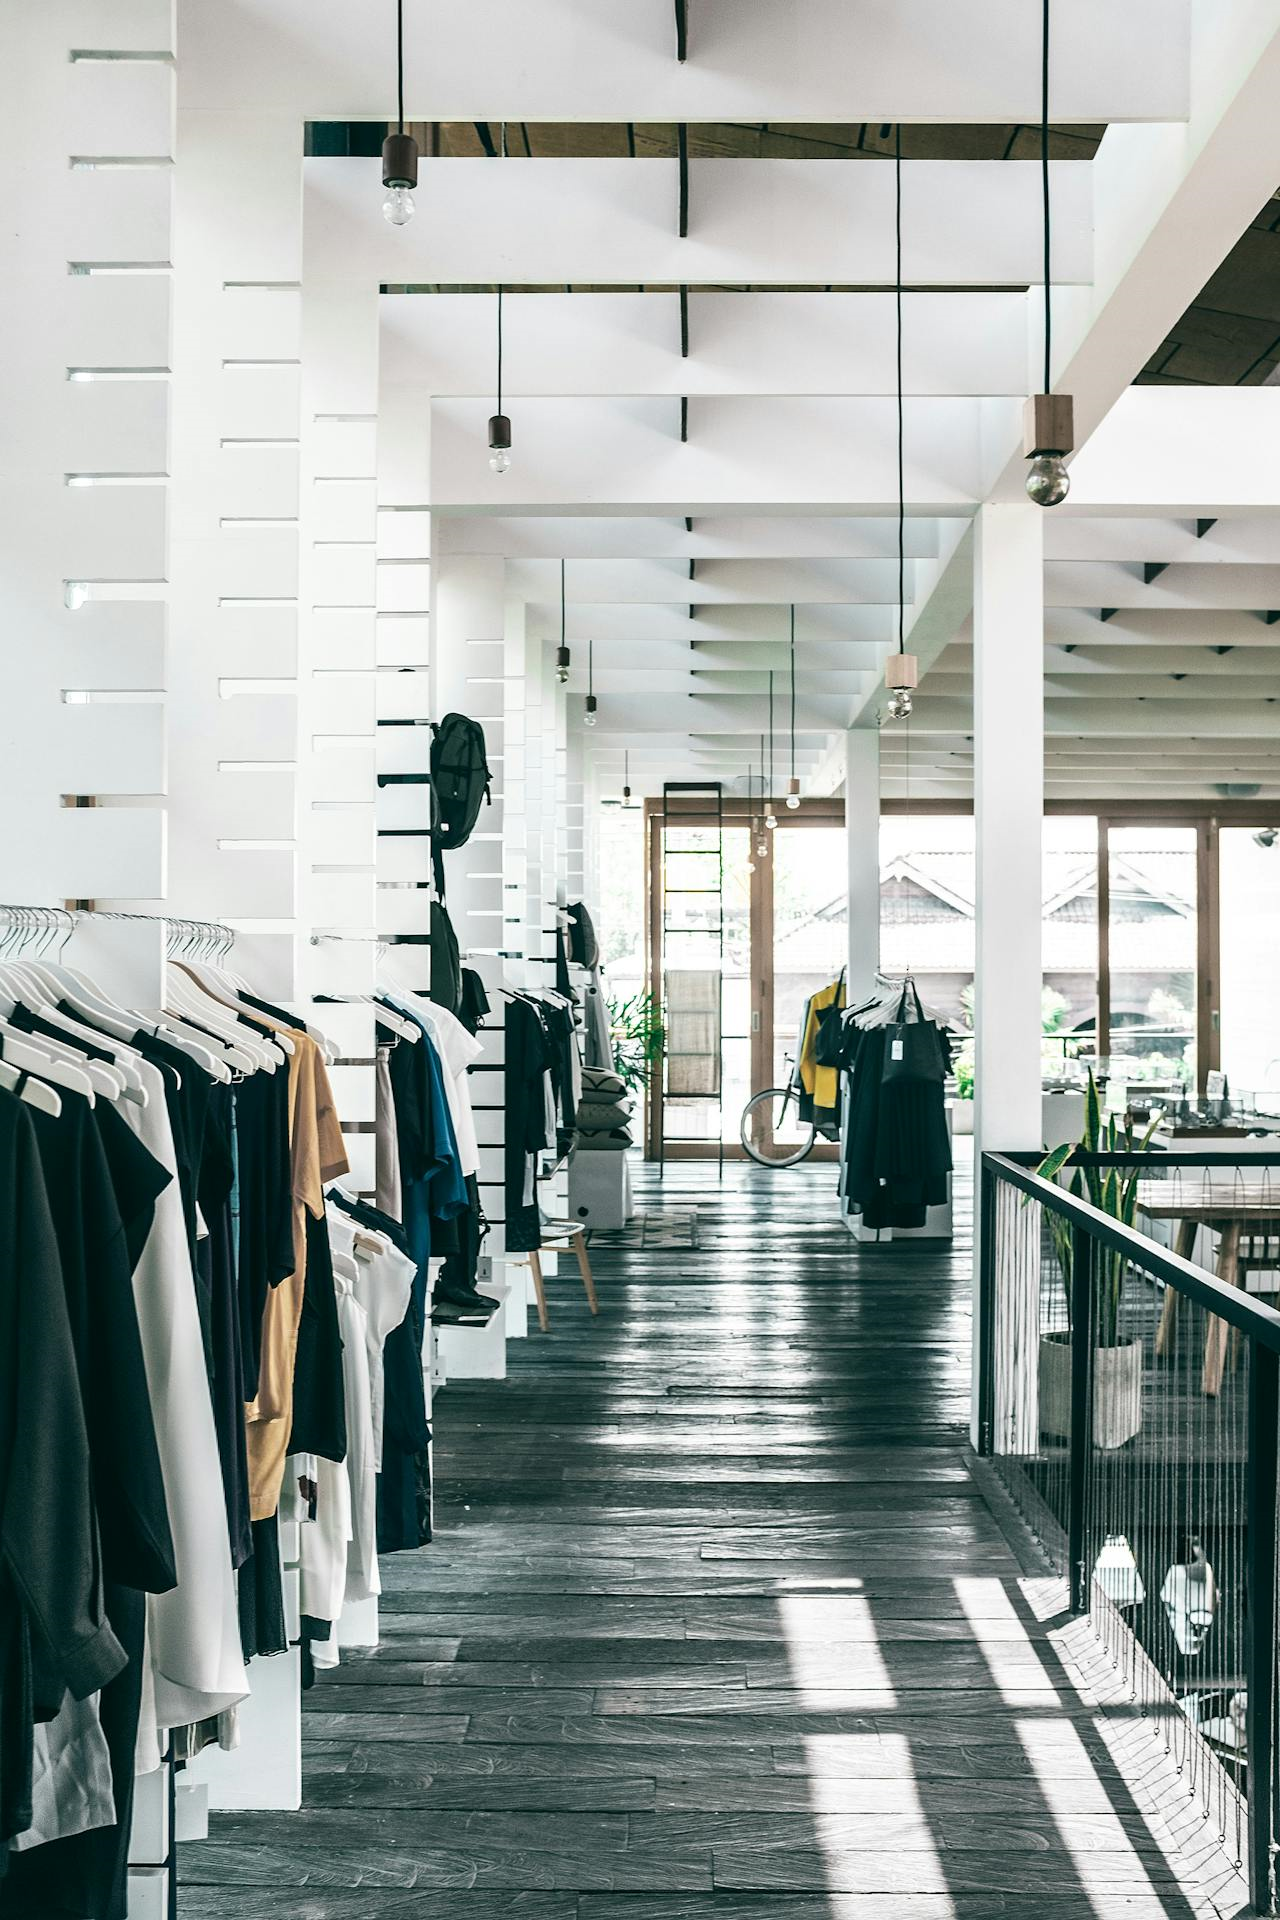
[64,580,88,610]
[583,695,598,728]
[1026,450,1070,508]
[382,185,416,226]
[785,794,801,810]
[765,812,777,831]
[488,413,512,474]
[888,688,913,720]
[756,838,768,859]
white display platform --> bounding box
[568,1150,635,1229]
[438,1279,512,1379]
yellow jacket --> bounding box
[799,976,845,1111]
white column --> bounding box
[843,729,881,1001]
[973,501,1044,1155]
[973,500,1044,1449]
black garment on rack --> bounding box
[286,1207,347,1466]
[840,1013,953,1232]
[504,995,555,1254]
[0,1092,127,1847]
[2,1093,170,1920]
[237,1514,287,1661]
[542,999,578,1142]
[458,967,490,1037]
[131,1028,213,1273]
[197,1082,252,1572]
[232,1064,294,1402]
[23,1093,175,1595]
[327,1187,434,1552]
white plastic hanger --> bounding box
[176,962,295,1058]
[0,961,145,1100]
[0,1058,61,1118]
[168,967,283,1070]
[0,1025,95,1106]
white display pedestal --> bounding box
[438,1279,512,1379]
[568,1151,634,1229]
[184,1647,303,1811]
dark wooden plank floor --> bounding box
[180,1154,1216,1920]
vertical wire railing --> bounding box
[979,1150,1280,1913]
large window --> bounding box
[1219,826,1280,1106]
[875,806,1280,1100]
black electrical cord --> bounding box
[588,639,594,700]
[767,670,774,804]
[895,123,904,657]
[1042,0,1052,394]
[561,558,566,647]
[496,285,503,416]
[396,0,405,133]
[788,602,796,782]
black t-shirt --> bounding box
[231,1067,294,1401]
[26,1092,176,1598]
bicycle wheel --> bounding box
[740,1088,817,1167]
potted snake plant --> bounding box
[1036,1073,1159,1450]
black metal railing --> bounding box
[978,1148,1280,1914]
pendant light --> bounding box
[1024,0,1074,506]
[785,602,801,806]
[488,285,512,472]
[555,559,570,684]
[764,672,778,830]
[622,750,632,806]
[381,0,418,225]
[584,641,598,726]
[884,124,918,723]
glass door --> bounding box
[764,818,849,1158]
[1104,824,1198,1093]
[648,800,843,1158]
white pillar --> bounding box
[843,729,881,1001]
[973,500,1044,1449]
[973,501,1044,1156]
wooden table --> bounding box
[1137,1179,1280,1395]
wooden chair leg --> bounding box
[528,1251,549,1333]
[573,1234,598,1315]
[1156,1219,1197,1359]
[1202,1221,1240,1397]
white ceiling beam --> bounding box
[1045,556,1280,609]
[905,694,1280,737]
[188,0,1188,121]
[426,396,995,512]
[510,554,925,604]
[310,157,1093,288]
[434,515,942,560]
[1044,516,1280,564]
[527,603,899,643]
[381,291,1030,400]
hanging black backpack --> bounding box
[428,900,463,1017]
[431,713,491,850]
[566,900,599,970]
[430,712,491,896]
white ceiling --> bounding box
[269,0,1280,801]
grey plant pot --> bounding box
[1039,1331,1143,1451]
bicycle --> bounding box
[739,1054,817,1167]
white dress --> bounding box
[123,1058,247,1764]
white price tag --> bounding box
[891,1038,904,1061]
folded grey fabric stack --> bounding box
[575,1066,635,1152]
